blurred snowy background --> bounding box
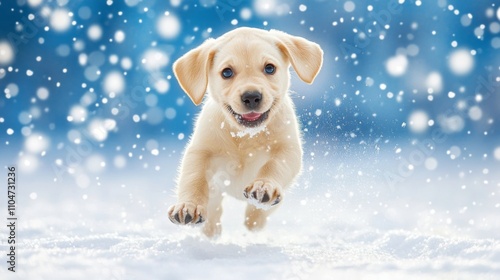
[1,0,500,279]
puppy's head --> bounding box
[173,27,323,129]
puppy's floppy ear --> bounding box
[173,38,215,106]
[270,30,323,84]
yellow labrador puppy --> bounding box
[169,27,323,237]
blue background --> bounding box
[0,0,499,169]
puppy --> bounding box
[168,27,323,237]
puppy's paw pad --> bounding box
[168,202,206,225]
[244,180,282,210]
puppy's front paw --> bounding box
[168,202,206,225]
[244,179,282,210]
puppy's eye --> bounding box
[264,64,276,75]
[221,68,234,79]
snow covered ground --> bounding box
[2,142,499,280]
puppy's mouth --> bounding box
[227,106,270,128]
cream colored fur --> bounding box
[168,27,323,237]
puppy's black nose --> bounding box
[241,91,262,110]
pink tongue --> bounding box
[241,112,262,122]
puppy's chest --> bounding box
[206,143,271,197]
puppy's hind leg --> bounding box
[244,204,279,231]
[202,190,224,237]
